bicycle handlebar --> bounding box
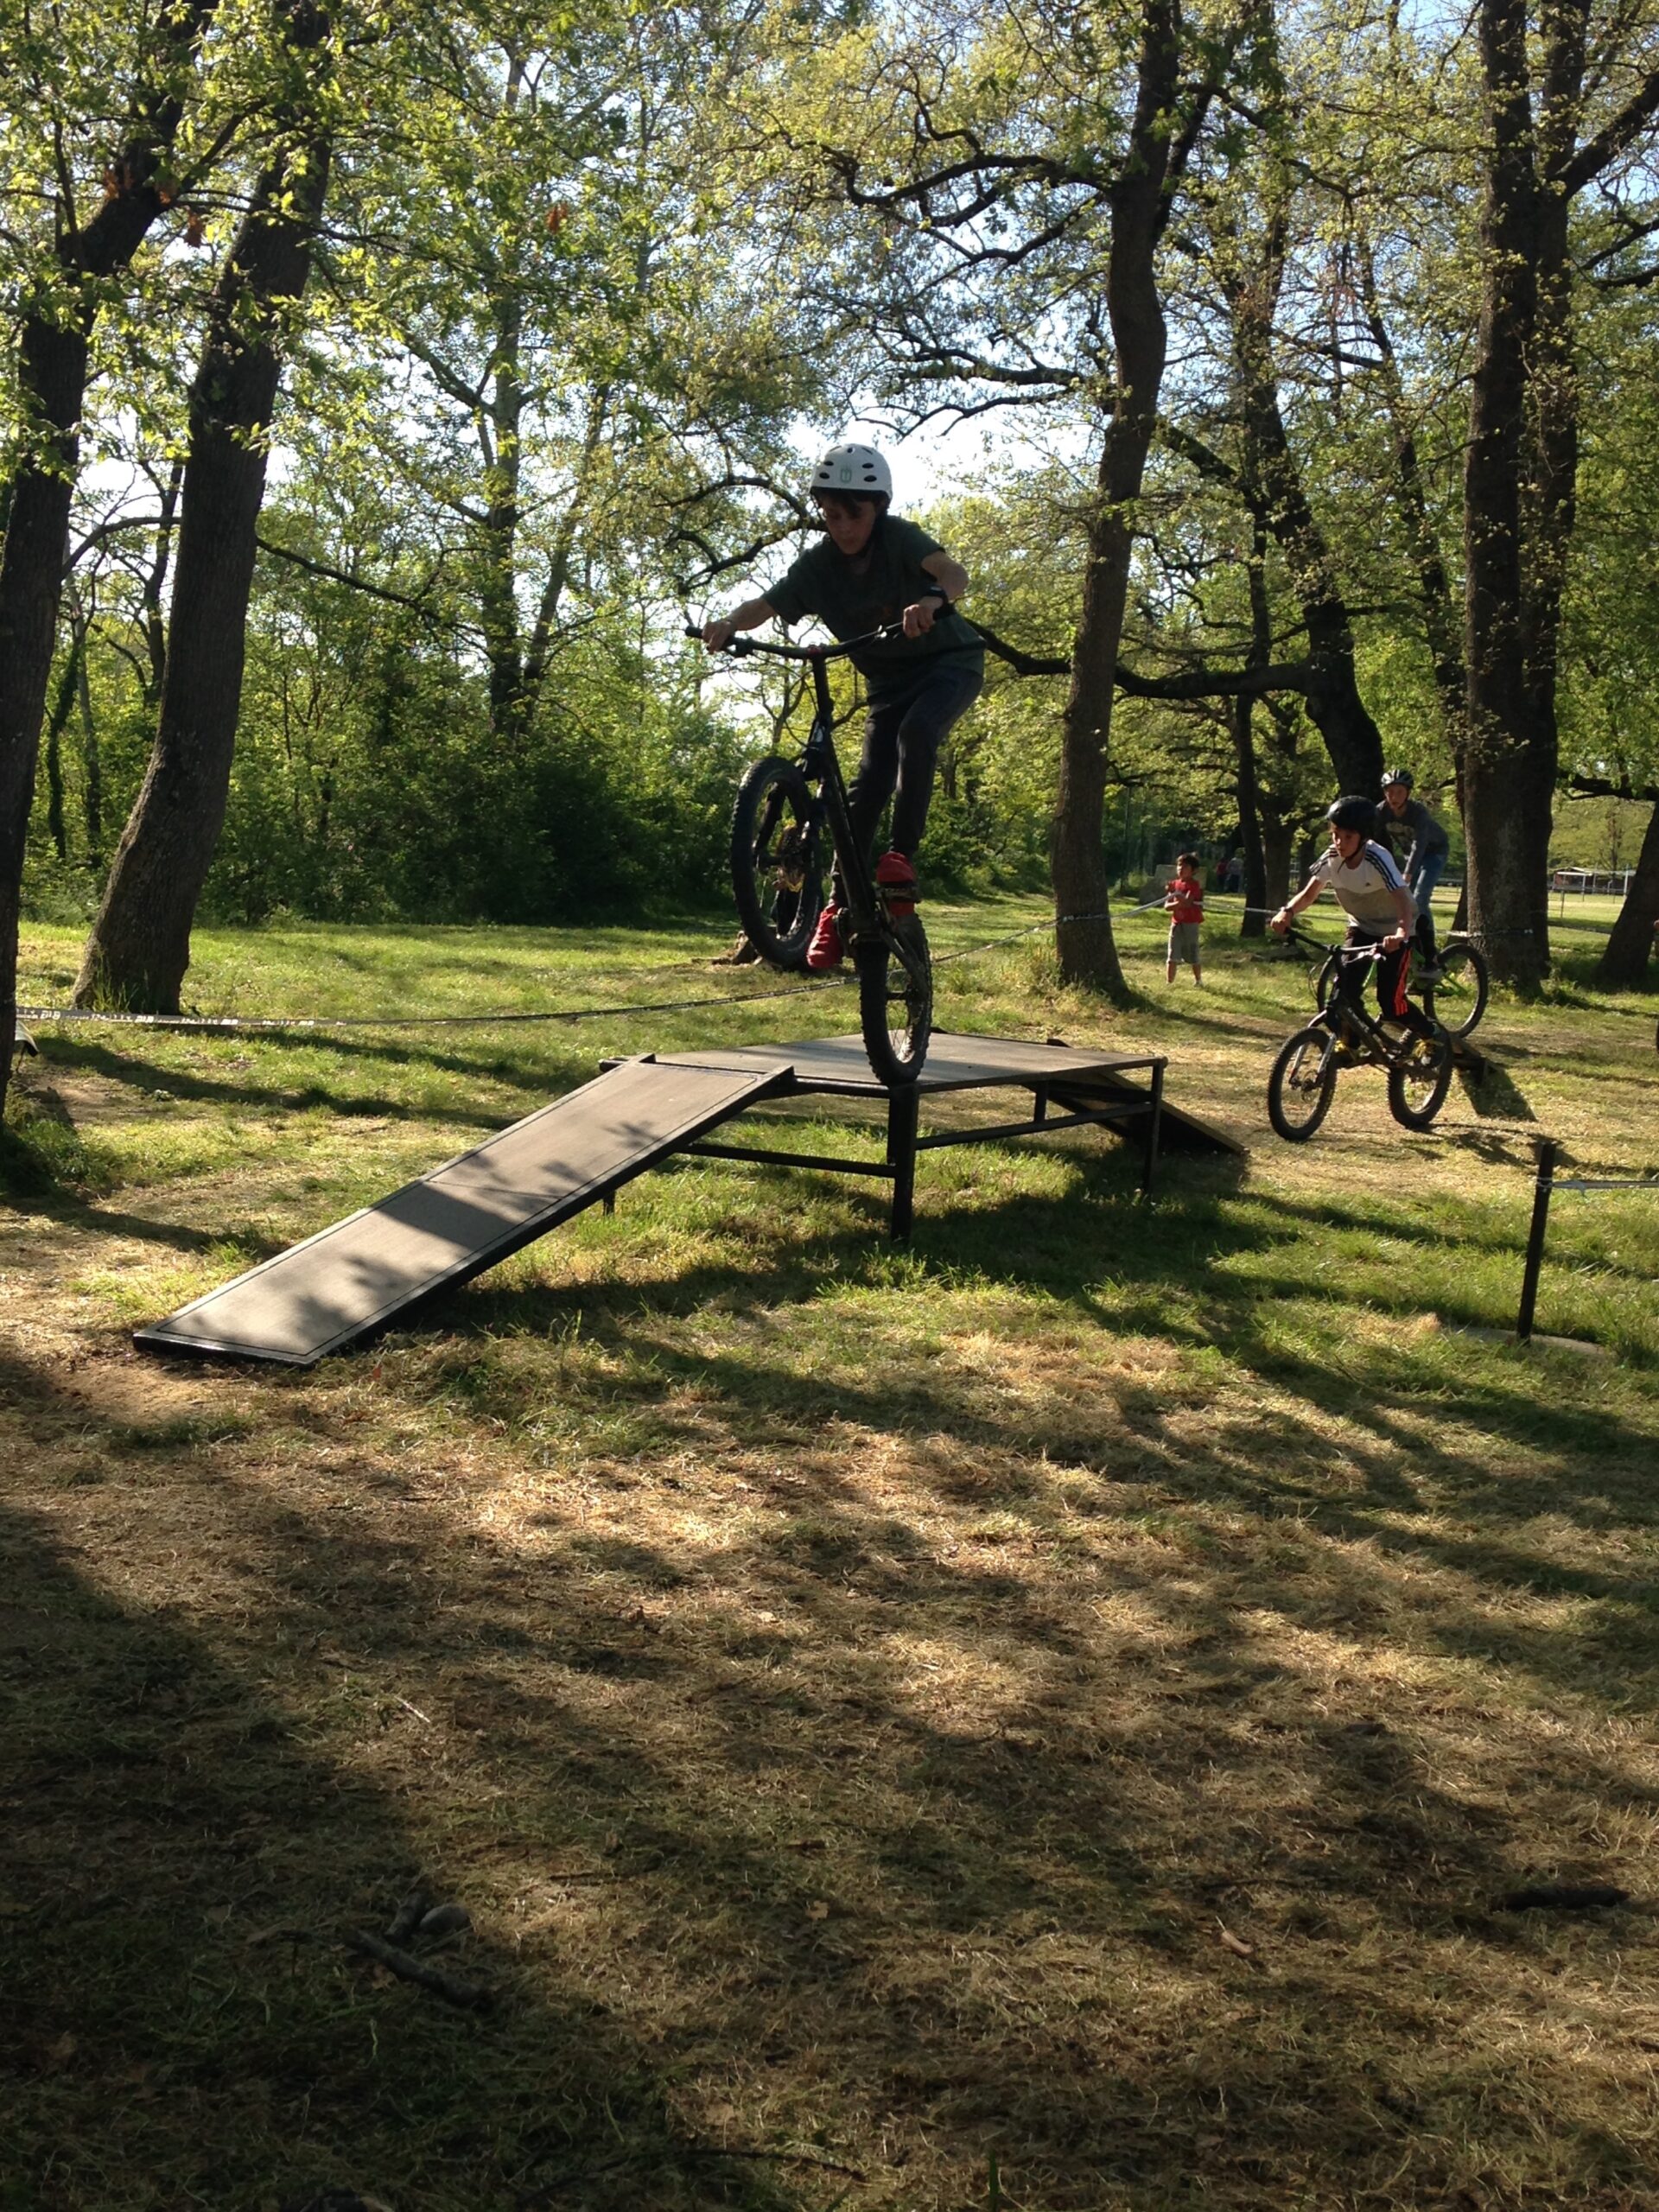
[684,621,904,662]
[1274,920,1403,960]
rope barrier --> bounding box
[15,910,1134,1032]
[1516,1138,1658,1343]
[11,898,1637,1039]
[16,973,853,1034]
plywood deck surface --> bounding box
[655,1032,1160,1093]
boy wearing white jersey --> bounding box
[1271,795,1427,1031]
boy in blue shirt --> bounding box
[702,442,983,969]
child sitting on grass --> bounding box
[1164,854,1205,985]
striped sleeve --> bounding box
[1364,840,1407,889]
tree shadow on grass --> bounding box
[14,1193,1659,2212]
[412,1145,1659,1656]
[185,1357,1659,2203]
[17,1036,556,1131]
[0,1348,810,2212]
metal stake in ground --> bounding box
[1516,1137,1560,1344]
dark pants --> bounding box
[1339,927,1427,1029]
[844,659,983,872]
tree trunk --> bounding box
[1261,812,1295,910]
[42,635,79,862]
[1355,226,1467,763]
[1232,693,1268,935]
[1597,800,1659,985]
[1053,0,1187,996]
[480,283,528,753]
[139,457,185,709]
[0,0,216,1111]
[1461,0,1590,988]
[77,629,103,867]
[1227,199,1384,795]
[1233,518,1272,936]
[77,19,332,1010]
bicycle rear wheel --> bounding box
[1268,1024,1338,1141]
[1423,938,1489,1037]
[1387,1027,1453,1129]
[856,914,931,1085]
[730,757,825,970]
[1313,950,1341,1010]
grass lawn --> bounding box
[3,893,1658,2212]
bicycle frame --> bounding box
[698,623,914,962]
[1290,933,1427,1069]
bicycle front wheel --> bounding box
[1268,1024,1338,1141]
[730,757,826,970]
[1423,939,1489,1038]
[857,913,931,1085]
[1387,1028,1453,1130]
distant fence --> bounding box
[1552,868,1635,898]
[1516,1138,1659,1344]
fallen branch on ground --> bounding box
[345,1928,493,2009]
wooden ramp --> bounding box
[139,1032,1242,1370]
[136,1056,788,1367]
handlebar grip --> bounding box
[683,625,701,639]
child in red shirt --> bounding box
[1164,853,1205,985]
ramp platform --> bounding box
[138,1033,1242,1368]
[137,1057,788,1365]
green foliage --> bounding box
[204,578,752,923]
[14,0,1659,960]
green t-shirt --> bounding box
[765,515,984,693]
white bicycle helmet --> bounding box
[809,442,893,502]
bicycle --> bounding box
[1313,926,1489,1038]
[692,622,932,1086]
[1269,925,1455,1141]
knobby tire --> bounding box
[1423,939,1490,1038]
[857,913,931,1086]
[1387,1029,1454,1129]
[1268,1024,1338,1141]
[730,757,825,971]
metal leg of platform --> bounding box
[887,1084,918,1241]
[1143,1060,1165,1198]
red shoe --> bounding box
[875,850,918,919]
[805,905,845,971]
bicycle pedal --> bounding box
[883,898,916,921]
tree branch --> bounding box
[969,619,1312,698]
[255,533,445,617]
[1564,771,1659,800]
[1556,61,1659,194]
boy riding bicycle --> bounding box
[702,442,983,970]
[1373,767,1450,968]
[1272,796,1429,1036]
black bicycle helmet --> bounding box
[1380,766,1414,790]
[1327,795,1377,833]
